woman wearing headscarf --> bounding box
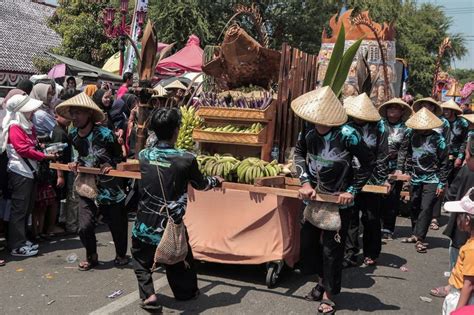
[30,83,56,137]
[92,89,114,130]
[1,95,56,256]
[84,84,98,97]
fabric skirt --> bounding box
[35,183,57,209]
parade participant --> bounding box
[1,94,56,256]
[396,108,450,253]
[116,72,133,100]
[430,134,474,299]
[17,79,34,96]
[292,86,375,314]
[30,83,56,136]
[56,92,128,270]
[442,189,474,314]
[343,93,389,267]
[379,98,413,239]
[441,99,468,183]
[412,97,451,230]
[131,108,223,311]
[92,89,114,131]
[66,77,77,90]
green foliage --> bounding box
[32,56,59,74]
[332,38,363,97]
[449,69,474,86]
[323,24,346,88]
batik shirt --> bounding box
[434,116,451,150]
[397,129,449,188]
[383,119,409,173]
[133,143,219,245]
[70,125,125,205]
[294,123,374,195]
[346,120,389,185]
[448,116,469,160]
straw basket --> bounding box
[197,101,275,122]
[192,126,267,145]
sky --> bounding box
[418,0,474,69]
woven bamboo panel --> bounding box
[193,126,267,145]
[197,101,275,121]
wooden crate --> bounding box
[196,101,275,122]
[193,125,267,146]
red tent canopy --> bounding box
[156,34,203,76]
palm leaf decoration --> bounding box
[322,24,363,97]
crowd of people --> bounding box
[1,72,474,314]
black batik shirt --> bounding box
[448,116,469,160]
[383,119,409,173]
[346,120,389,185]
[133,143,219,245]
[294,123,375,195]
[397,129,449,189]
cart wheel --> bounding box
[266,263,279,288]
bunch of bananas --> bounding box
[197,154,241,181]
[176,106,202,151]
[237,158,282,184]
[202,122,263,134]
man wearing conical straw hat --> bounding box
[441,99,469,182]
[343,93,389,268]
[396,107,450,253]
[378,98,413,240]
[56,93,129,271]
[411,97,452,231]
[292,86,375,313]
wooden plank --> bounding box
[285,177,301,186]
[361,185,389,195]
[254,176,285,187]
[221,182,339,203]
[50,163,142,179]
[388,174,411,181]
[116,162,141,172]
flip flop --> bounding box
[318,299,336,315]
[430,219,439,230]
[415,241,427,253]
[430,286,449,298]
[78,258,98,271]
[305,283,325,301]
[139,300,163,311]
[0,259,5,267]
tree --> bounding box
[48,0,120,67]
[450,69,474,86]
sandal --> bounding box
[318,299,336,314]
[139,300,162,311]
[114,256,130,267]
[305,283,325,301]
[363,257,376,266]
[430,286,449,298]
[430,219,440,230]
[78,254,98,271]
[0,259,5,267]
[415,241,427,253]
[402,235,417,243]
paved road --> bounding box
[0,215,450,314]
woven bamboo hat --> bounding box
[441,99,463,115]
[412,97,442,116]
[55,92,105,123]
[343,93,381,122]
[405,107,443,130]
[291,86,347,126]
[378,98,413,121]
[462,114,474,125]
[165,80,187,90]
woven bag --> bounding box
[304,201,341,235]
[74,173,98,199]
[152,164,188,268]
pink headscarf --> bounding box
[2,89,26,109]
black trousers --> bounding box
[381,181,404,233]
[131,237,198,301]
[78,197,128,259]
[299,209,350,295]
[345,192,382,260]
[410,183,438,240]
[8,172,36,250]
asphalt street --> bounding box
[0,214,451,314]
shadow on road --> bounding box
[336,291,400,312]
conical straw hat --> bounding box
[165,80,187,90]
[462,114,474,125]
[291,86,347,127]
[441,99,462,115]
[152,84,168,98]
[55,92,105,123]
[412,97,442,116]
[405,107,443,130]
[343,93,381,122]
[378,98,413,122]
